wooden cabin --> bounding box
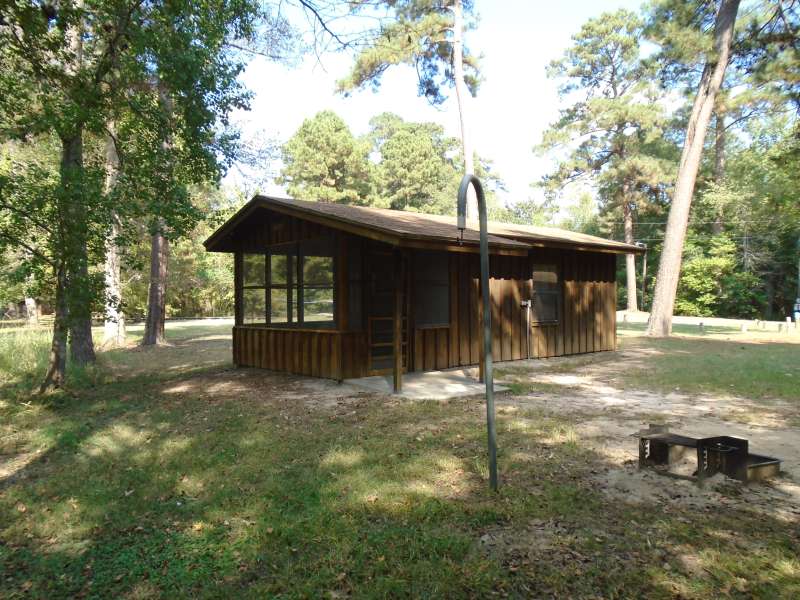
[204,195,643,391]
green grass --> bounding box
[616,324,800,403]
[1,322,799,598]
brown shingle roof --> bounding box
[204,195,643,255]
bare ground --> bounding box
[496,348,800,523]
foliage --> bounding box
[280,110,504,215]
[674,236,763,317]
[369,112,460,212]
[337,0,481,105]
[279,110,373,204]
[121,190,238,319]
[686,118,800,317]
[558,192,601,236]
[547,1,799,320]
[538,9,675,211]
[0,0,297,383]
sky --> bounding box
[229,0,646,208]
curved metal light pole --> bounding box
[457,174,498,491]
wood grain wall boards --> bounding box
[232,327,367,380]
[401,248,618,372]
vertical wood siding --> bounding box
[408,249,617,371]
[232,327,368,380]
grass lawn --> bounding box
[617,322,800,403]
[1,321,799,598]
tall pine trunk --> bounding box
[623,196,638,312]
[452,0,477,219]
[142,225,168,346]
[712,109,726,234]
[646,0,740,337]
[102,129,126,347]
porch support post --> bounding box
[234,250,243,326]
[393,249,404,393]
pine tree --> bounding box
[539,9,672,312]
[337,0,482,216]
[279,111,373,204]
[646,0,741,336]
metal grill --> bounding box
[638,424,781,484]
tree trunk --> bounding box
[646,0,740,337]
[142,225,168,346]
[60,133,96,365]
[795,236,799,302]
[623,191,638,312]
[102,129,126,347]
[40,264,68,393]
[712,109,726,234]
[61,3,95,365]
[714,111,726,183]
[452,0,477,219]
[24,297,38,326]
[764,274,775,320]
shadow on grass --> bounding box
[2,366,798,598]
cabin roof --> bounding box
[204,195,644,255]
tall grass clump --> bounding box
[0,327,52,390]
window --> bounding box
[268,251,294,324]
[301,254,334,323]
[242,254,266,324]
[532,264,559,324]
[238,239,336,328]
[413,250,450,328]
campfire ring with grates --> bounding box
[637,424,782,485]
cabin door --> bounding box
[364,248,408,375]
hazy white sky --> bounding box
[230,0,645,207]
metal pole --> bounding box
[457,174,498,491]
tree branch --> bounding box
[297,0,347,47]
[0,201,54,234]
[0,231,54,267]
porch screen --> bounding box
[242,254,266,324]
[532,264,559,324]
[300,240,334,325]
[268,252,293,324]
[263,240,335,327]
[413,251,450,328]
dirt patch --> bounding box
[480,518,575,556]
[159,367,381,414]
[496,349,800,523]
[580,414,800,521]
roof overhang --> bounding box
[204,196,530,256]
[205,195,644,256]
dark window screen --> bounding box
[532,264,559,324]
[413,251,450,328]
